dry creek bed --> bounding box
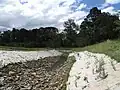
[0,54,75,90]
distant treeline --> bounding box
[0,7,120,48]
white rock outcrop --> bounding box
[67,51,120,90]
[0,50,62,68]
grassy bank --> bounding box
[0,46,46,51]
[73,39,120,62]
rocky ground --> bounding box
[2,50,120,90]
[0,50,62,68]
[0,54,75,90]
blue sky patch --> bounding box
[75,0,120,12]
[82,0,104,8]
[113,3,120,10]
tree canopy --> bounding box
[0,7,119,48]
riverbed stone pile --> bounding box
[0,55,74,90]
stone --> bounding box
[0,77,4,86]
[9,71,15,76]
[0,54,73,90]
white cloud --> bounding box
[105,0,120,4]
[102,6,118,14]
[77,3,87,10]
[58,10,88,28]
[0,0,88,30]
[99,3,110,9]
[100,0,120,16]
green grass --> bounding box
[0,46,46,51]
[72,39,120,62]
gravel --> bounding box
[0,53,75,90]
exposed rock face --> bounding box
[0,50,62,68]
[67,51,120,90]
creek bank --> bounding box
[0,50,62,68]
[67,51,120,90]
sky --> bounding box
[0,0,119,31]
